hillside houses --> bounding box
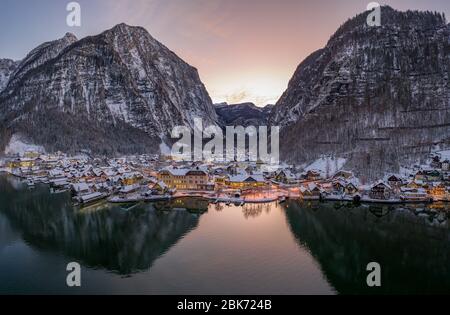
[387,175,403,188]
[415,170,442,182]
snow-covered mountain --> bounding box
[0,24,218,155]
[6,33,78,91]
[215,102,273,127]
[271,7,450,179]
[0,59,19,93]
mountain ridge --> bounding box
[0,59,20,93]
[215,102,273,127]
[0,23,218,156]
[271,6,450,178]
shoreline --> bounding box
[104,194,444,206]
[2,172,448,207]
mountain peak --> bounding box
[63,32,78,42]
[109,22,147,34]
[115,22,132,28]
[0,22,218,155]
[215,102,270,127]
[329,5,447,46]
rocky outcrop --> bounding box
[0,24,218,155]
[272,7,449,178]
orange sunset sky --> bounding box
[1,0,449,106]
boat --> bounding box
[34,176,49,184]
[279,197,287,204]
[77,192,107,206]
[399,188,432,203]
[51,187,69,194]
[400,193,432,203]
[121,201,143,212]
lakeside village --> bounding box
[1,150,450,211]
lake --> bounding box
[0,175,449,295]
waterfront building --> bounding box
[400,187,429,202]
[429,183,447,201]
[158,167,209,191]
[369,182,393,200]
[225,174,266,190]
[332,180,346,194]
[149,181,170,195]
[345,182,359,195]
[387,175,403,188]
[274,170,298,184]
[71,183,90,195]
[6,157,36,169]
[299,183,323,199]
[304,170,321,181]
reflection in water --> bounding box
[1,174,449,294]
[284,200,450,294]
[242,203,272,219]
[0,176,201,275]
[155,197,209,214]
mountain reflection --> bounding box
[284,201,450,294]
[0,176,201,275]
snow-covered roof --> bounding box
[307,183,320,191]
[92,168,103,176]
[277,169,297,179]
[104,169,117,176]
[161,167,208,177]
[228,174,265,183]
[71,183,90,192]
[372,181,392,190]
[299,186,309,193]
[120,185,139,193]
[163,168,189,176]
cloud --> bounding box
[213,89,279,106]
[226,90,250,104]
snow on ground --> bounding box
[436,150,450,160]
[4,134,45,156]
[159,140,171,156]
[304,156,347,176]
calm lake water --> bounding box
[0,174,449,295]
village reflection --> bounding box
[154,197,209,214]
[283,200,450,294]
[0,176,201,275]
[1,174,450,294]
[241,203,273,219]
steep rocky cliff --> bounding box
[272,7,449,178]
[0,24,218,155]
[0,59,19,93]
